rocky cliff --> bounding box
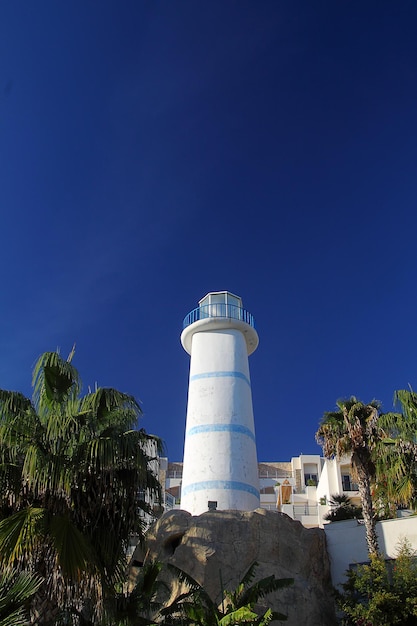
[137,508,336,626]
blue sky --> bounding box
[1,1,417,462]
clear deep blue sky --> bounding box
[1,1,417,462]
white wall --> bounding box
[325,516,417,587]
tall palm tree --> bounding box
[316,397,381,556]
[0,349,163,624]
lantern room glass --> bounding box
[198,291,242,320]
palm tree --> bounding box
[221,562,292,624]
[0,349,163,624]
[324,494,362,522]
[103,559,169,626]
[316,397,381,556]
[160,561,293,625]
[376,388,417,512]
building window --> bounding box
[304,473,318,486]
[342,474,358,491]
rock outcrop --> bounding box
[138,508,336,626]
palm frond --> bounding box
[266,608,288,623]
[0,507,45,565]
[44,401,81,444]
[158,591,195,617]
[161,565,219,626]
[219,605,258,626]
[239,562,258,589]
[316,412,346,458]
[166,564,205,594]
[87,525,127,585]
[0,568,43,626]
[32,351,80,411]
[49,513,96,579]
[80,388,141,430]
[136,560,166,598]
[108,561,168,625]
[0,391,33,421]
[394,389,417,418]
[237,575,293,608]
[67,343,76,363]
[0,460,22,505]
[0,392,37,459]
[378,411,404,436]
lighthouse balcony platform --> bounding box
[183,303,255,329]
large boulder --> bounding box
[139,508,336,626]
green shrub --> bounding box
[324,494,362,522]
[338,539,417,625]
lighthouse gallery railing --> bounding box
[183,304,255,329]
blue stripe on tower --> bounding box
[181,480,260,498]
[190,370,251,387]
[186,423,256,443]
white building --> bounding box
[164,453,378,528]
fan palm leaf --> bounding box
[0,568,43,626]
[0,507,45,565]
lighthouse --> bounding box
[180,291,260,515]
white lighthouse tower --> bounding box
[180,291,260,515]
